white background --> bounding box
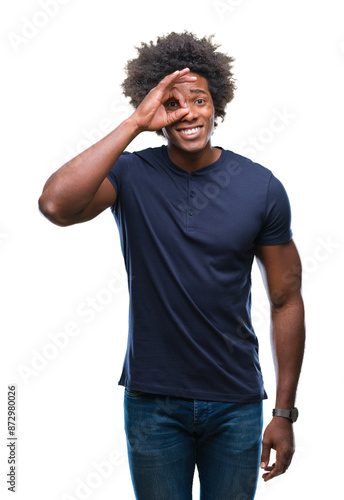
[1,0,343,498]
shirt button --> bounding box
[190,191,195,198]
[188,209,194,216]
[189,175,195,181]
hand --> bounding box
[130,68,197,132]
[260,417,295,482]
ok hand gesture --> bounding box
[131,68,196,132]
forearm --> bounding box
[39,116,139,218]
[257,241,305,481]
[39,69,196,225]
[271,295,305,409]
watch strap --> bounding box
[273,409,292,419]
[273,407,298,423]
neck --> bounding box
[166,143,221,173]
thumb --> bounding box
[260,442,271,469]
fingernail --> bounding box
[261,462,266,468]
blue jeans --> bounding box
[124,389,263,500]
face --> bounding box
[162,73,216,155]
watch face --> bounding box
[291,407,299,422]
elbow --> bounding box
[270,286,303,311]
[38,195,71,227]
[270,291,304,318]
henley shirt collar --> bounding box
[161,145,229,177]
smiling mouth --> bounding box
[179,126,202,136]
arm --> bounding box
[38,69,196,226]
[255,240,305,482]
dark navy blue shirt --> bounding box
[107,146,292,402]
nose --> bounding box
[180,103,199,122]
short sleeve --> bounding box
[256,174,293,245]
[106,151,131,213]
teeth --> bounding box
[180,127,200,135]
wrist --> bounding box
[124,114,144,137]
[275,394,296,410]
[273,407,299,423]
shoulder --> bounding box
[221,149,290,194]
[222,149,273,179]
[216,149,274,196]
[112,146,164,172]
[129,146,164,162]
[110,146,164,173]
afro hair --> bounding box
[122,31,236,135]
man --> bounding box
[39,32,305,500]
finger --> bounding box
[157,69,196,91]
[173,75,198,85]
[260,443,271,471]
[174,68,198,82]
[172,67,194,79]
[167,87,189,108]
[276,445,294,472]
[174,67,190,76]
[264,450,290,481]
[263,467,282,482]
[165,106,190,125]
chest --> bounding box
[117,165,266,257]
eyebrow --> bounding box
[189,89,208,96]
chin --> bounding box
[174,137,211,153]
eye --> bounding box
[165,100,180,108]
[195,98,206,104]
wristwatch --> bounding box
[273,407,299,423]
